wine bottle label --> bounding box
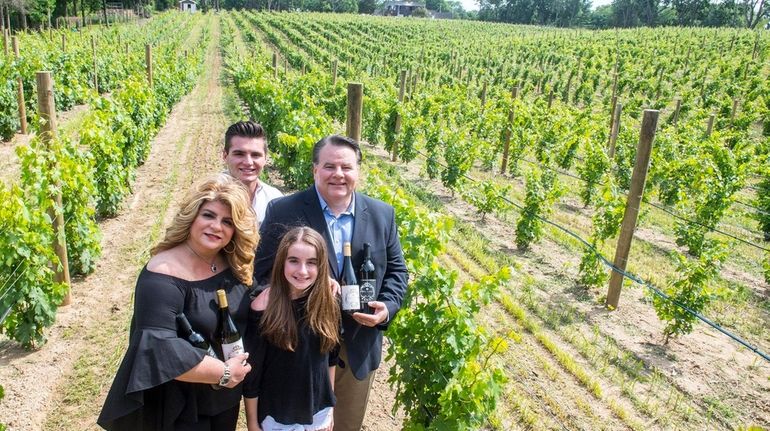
[222,339,244,360]
[360,279,376,303]
[341,284,361,311]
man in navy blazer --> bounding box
[253,135,408,430]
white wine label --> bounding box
[222,339,244,360]
[360,280,376,303]
[341,284,361,311]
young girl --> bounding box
[244,227,341,431]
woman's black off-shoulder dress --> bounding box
[97,267,250,431]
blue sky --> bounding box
[460,0,613,12]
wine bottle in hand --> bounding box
[359,243,376,314]
[340,242,361,313]
[216,288,244,360]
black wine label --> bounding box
[360,279,376,303]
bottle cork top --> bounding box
[216,289,228,308]
[343,242,352,256]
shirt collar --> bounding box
[315,185,355,217]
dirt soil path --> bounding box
[0,18,229,430]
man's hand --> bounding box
[352,301,388,327]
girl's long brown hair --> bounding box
[260,227,340,353]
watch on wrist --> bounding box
[218,363,231,387]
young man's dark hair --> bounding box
[311,134,362,165]
[224,121,267,153]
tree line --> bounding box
[0,0,764,35]
[477,0,769,28]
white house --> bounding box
[179,0,197,12]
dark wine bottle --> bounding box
[176,313,218,359]
[177,312,224,391]
[340,242,361,313]
[359,243,376,314]
[216,288,244,360]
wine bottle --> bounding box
[359,243,376,314]
[177,312,225,391]
[176,313,218,359]
[340,242,361,313]
[216,288,244,360]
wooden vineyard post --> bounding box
[332,59,338,86]
[671,97,681,127]
[125,43,129,56]
[61,33,65,52]
[91,35,98,92]
[283,57,287,76]
[272,52,278,79]
[12,36,26,134]
[547,90,554,109]
[391,69,407,162]
[608,102,622,158]
[480,80,487,110]
[36,71,71,305]
[500,86,518,175]
[346,82,363,143]
[608,94,618,139]
[145,44,153,88]
[2,29,7,56]
[705,113,716,137]
[606,109,659,310]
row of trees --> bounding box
[0,0,153,30]
[215,0,472,16]
[477,0,769,28]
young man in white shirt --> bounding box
[223,121,283,225]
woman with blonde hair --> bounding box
[99,174,259,431]
[244,226,341,431]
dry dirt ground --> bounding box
[0,19,401,431]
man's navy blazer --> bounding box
[253,186,409,380]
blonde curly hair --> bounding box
[151,174,259,285]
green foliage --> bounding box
[18,136,102,276]
[653,242,727,343]
[577,138,610,207]
[673,141,744,257]
[0,13,207,348]
[754,167,770,241]
[0,383,4,431]
[358,168,508,430]
[578,176,625,288]
[441,131,476,191]
[515,168,562,250]
[578,242,608,288]
[462,181,512,222]
[388,268,510,429]
[0,184,66,349]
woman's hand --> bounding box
[222,352,251,388]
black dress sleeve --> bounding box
[97,269,206,430]
[243,308,267,399]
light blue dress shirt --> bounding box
[315,187,355,274]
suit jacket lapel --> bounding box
[351,192,369,264]
[302,187,339,279]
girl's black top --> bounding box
[243,294,338,425]
[97,267,250,431]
